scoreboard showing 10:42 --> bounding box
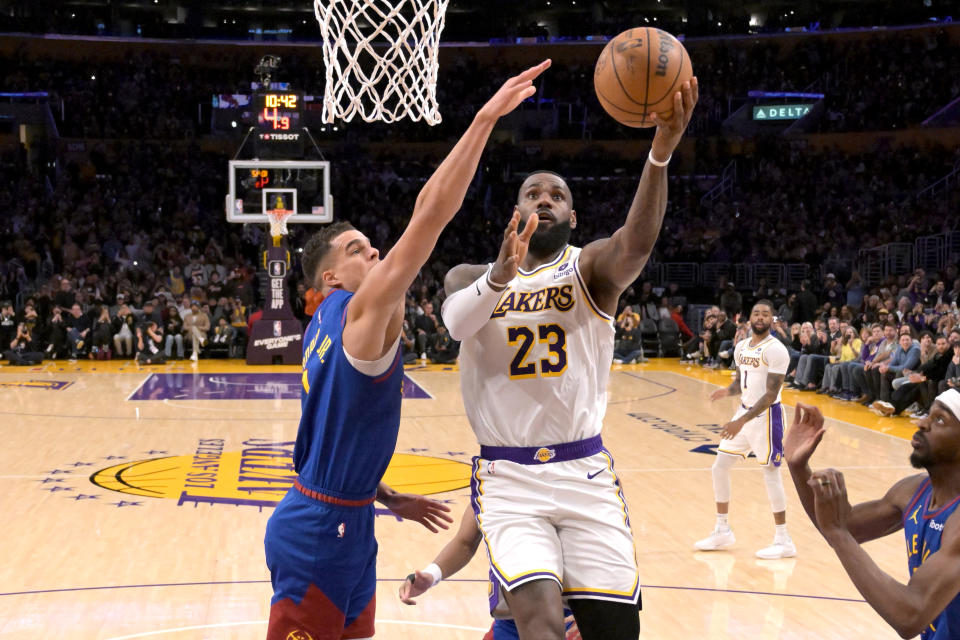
[254,91,304,157]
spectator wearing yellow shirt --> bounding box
[819,325,862,396]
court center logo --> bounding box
[42,438,472,509]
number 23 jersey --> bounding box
[458,246,615,447]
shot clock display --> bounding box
[254,91,304,157]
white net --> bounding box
[313,0,449,124]
[266,209,293,240]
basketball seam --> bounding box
[608,36,649,110]
[646,31,688,108]
[643,27,651,125]
[596,89,655,126]
[596,87,657,117]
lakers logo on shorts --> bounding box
[534,447,556,463]
[286,631,314,640]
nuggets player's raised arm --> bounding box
[578,77,698,314]
[343,60,551,359]
[785,405,920,542]
[809,469,960,638]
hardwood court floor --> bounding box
[0,357,919,639]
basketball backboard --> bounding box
[226,160,332,224]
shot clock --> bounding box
[254,91,304,157]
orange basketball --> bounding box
[594,27,693,128]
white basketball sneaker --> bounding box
[694,526,736,551]
[756,537,797,559]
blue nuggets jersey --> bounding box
[904,478,960,640]
[296,289,404,500]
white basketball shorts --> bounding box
[469,436,641,605]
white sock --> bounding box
[775,523,789,540]
[716,514,729,529]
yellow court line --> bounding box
[633,359,918,441]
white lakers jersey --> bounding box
[734,335,790,407]
[459,246,615,447]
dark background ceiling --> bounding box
[2,0,956,41]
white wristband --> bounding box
[648,150,671,167]
[486,263,508,291]
[422,562,443,587]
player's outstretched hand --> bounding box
[784,402,825,467]
[650,75,698,157]
[398,570,435,605]
[710,387,728,402]
[477,60,552,122]
[808,468,852,543]
[381,492,453,533]
[719,419,744,440]
[490,211,539,286]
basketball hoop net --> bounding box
[313,0,449,124]
[266,209,294,247]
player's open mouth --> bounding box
[537,210,555,222]
[911,433,925,448]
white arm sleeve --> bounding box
[440,265,505,341]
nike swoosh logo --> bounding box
[587,469,604,480]
[476,282,481,296]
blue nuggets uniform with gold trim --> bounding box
[264,289,403,640]
[903,478,960,640]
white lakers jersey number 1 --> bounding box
[734,335,790,407]
[459,246,615,447]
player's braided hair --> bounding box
[301,221,356,284]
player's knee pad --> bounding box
[570,598,640,640]
[712,452,737,503]
[762,464,786,513]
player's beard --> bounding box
[909,434,934,469]
[751,320,771,336]
[522,219,572,259]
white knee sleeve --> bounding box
[762,464,787,513]
[712,452,738,503]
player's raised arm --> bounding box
[577,77,698,314]
[785,403,922,542]
[441,210,538,341]
[808,467,960,638]
[342,60,551,359]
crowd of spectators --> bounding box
[1,26,956,141]
[3,0,953,51]
[0,139,258,363]
[676,267,960,420]
[1,28,959,378]
[662,139,960,268]
[2,131,958,369]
